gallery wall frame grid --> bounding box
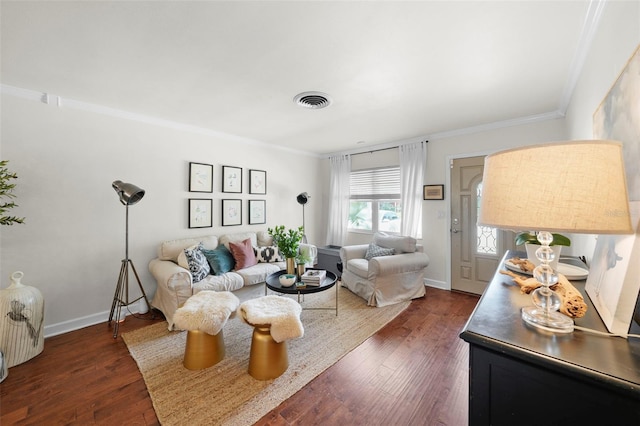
[222,165,243,193]
[249,169,267,194]
[189,162,213,193]
[188,198,212,228]
[222,199,242,226]
[248,199,266,225]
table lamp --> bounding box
[478,140,633,333]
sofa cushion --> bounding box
[365,243,395,261]
[201,245,235,275]
[236,262,283,286]
[256,230,274,247]
[219,232,258,249]
[373,232,417,253]
[183,244,210,283]
[254,245,284,263]
[347,258,370,279]
[229,238,258,270]
[158,235,219,262]
[192,272,244,293]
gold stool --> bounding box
[172,290,240,371]
[239,295,304,381]
[246,320,288,380]
[183,329,225,370]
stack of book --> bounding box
[301,269,326,287]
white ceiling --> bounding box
[1,1,596,155]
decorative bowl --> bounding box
[279,274,297,287]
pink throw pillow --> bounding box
[229,238,258,270]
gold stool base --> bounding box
[183,330,225,370]
[248,325,288,380]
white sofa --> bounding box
[340,232,429,307]
[149,230,316,330]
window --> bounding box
[348,167,401,233]
[476,182,497,254]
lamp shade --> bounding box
[478,140,632,234]
[112,180,145,206]
[297,192,310,205]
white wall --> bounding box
[564,0,640,258]
[321,0,640,290]
[0,93,321,336]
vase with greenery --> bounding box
[515,232,570,268]
[268,225,304,274]
[0,160,25,226]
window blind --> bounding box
[350,167,400,199]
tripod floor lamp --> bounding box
[109,180,153,338]
[297,192,310,243]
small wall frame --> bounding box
[248,199,266,224]
[249,169,267,194]
[424,184,444,200]
[222,199,242,226]
[222,165,243,193]
[189,162,213,193]
[188,198,212,228]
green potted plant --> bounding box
[515,232,570,268]
[0,160,25,226]
[295,250,312,278]
[268,225,304,274]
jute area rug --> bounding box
[123,284,409,426]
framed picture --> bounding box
[593,44,640,202]
[249,169,267,194]
[221,199,242,226]
[189,162,213,193]
[585,201,640,335]
[248,199,266,225]
[423,184,444,200]
[222,165,242,193]
[188,199,212,228]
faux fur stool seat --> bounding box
[173,291,240,370]
[239,295,304,380]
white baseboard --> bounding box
[44,305,147,338]
[424,278,448,290]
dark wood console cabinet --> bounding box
[460,251,640,426]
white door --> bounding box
[450,156,515,294]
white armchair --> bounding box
[340,233,429,307]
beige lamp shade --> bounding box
[478,140,632,234]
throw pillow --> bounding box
[229,238,258,270]
[364,243,395,261]
[373,232,417,253]
[183,244,210,283]
[201,245,235,276]
[254,245,284,263]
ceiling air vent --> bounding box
[293,91,332,109]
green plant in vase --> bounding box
[515,232,571,268]
[514,232,571,247]
[268,225,304,274]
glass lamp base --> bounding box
[521,306,574,333]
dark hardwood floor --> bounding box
[1,287,479,425]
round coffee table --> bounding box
[265,269,338,316]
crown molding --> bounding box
[1,84,320,158]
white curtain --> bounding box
[400,142,426,238]
[326,154,351,246]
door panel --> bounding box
[451,156,515,294]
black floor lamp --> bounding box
[109,180,153,338]
[297,192,310,243]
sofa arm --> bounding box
[149,258,193,330]
[368,252,430,279]
[340,244,369,263]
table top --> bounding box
[460,250,640,397]
[266,269,337,295]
